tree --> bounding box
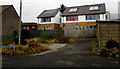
[60,4,66,13]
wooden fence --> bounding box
[64,28,96,37]
[21,30,64,38]
[97,21,120,47]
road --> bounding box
[2,38,120,68]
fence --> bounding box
[96,21,120,47]
[64,28,96,37]
[23,30,64,38]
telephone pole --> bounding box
[18,0,22,45]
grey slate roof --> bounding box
[37,8,60,18]
[61,3,106,16]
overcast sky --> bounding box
[0,0,120,23]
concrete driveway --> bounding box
[2,38,120,68]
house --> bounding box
[0,5,19,36]
[21,22,37,30]
[37,8,61,30]
[61,3,110,30]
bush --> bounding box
[106,40,119,49]
[46,39,59,43]
[90,40,100,55]
[2,34,14,45]
[2,43,50,56]
[25,38,46,44]
[56,35,70,43]
[40,32,54,40]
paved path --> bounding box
[2,38,120,68]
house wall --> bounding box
[62,13,107,23]
[0,13,2,37]
[105,11,111,20]
[62,21,96,30]
[97,21,120,48]
[118,1,120,19]
[37,23,60,30]
[100,14,106,20]
[54,11,61,23]
[2,6,19,35]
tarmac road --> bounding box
[2,38,120,69]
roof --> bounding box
[37,8,60,18]
[0,5,12,14]
[97,20,120,23]
[61,3,106,16]
[112,19,120,21]
[22,22,37,25]
[0,5,19,18]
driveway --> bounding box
[2,38,120,68]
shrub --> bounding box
[90,40,100,55]
[25,38,46,44]
[46,39,59,43]
[2,43,50,56]
[2,34,14,45]
[40,32,54,40]
[56,35,70,43]
[28,43,50,53]
[68,38,75,43]
[106,40,119,49]
[99,49,111,57]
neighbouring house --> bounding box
[0,5,19,36]
[37,8,61,30]
[61,3,110,30]
[21,22,37,30]
[96,21,120,48]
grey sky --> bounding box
[0,0,119,23]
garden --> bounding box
[2,30,75,56]
[91,39,120,62]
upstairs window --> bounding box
[89,6,99,10]
[86,14,100,20]
[41,17,51,22]
[69,8,78,12]
[66,16,78,21]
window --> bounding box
[29,27,32,30]
[40,27,52,30]
[89,6,99,10]
[69,8,78,12]
[27,27,29,30]
[86,14,100,20]
[86,25,96,29]
[32,26,36,29]
[66,26,79,29]
[23,27,26,30]
[41,17,51,22]
[66,16,78,21]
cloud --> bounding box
[0,0,120,22]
